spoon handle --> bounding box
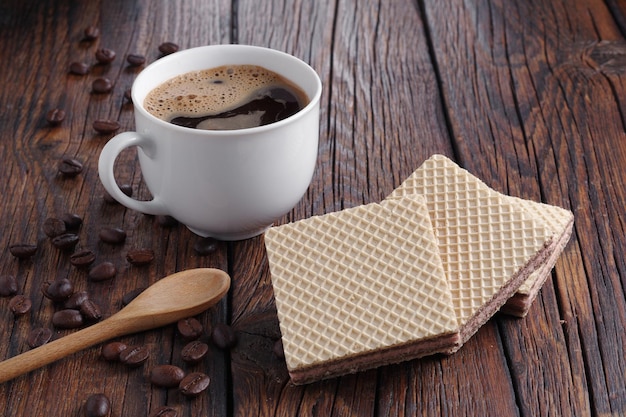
[0,317,123,384]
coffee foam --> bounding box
[144,65,298,121]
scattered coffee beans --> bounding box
[193,237,218,255]
[121,287,145,306]
[80,299,103,322]
[70,249,96,268]
[93,119,120,134]
[211,323,237,349]
[63,290,89,309]
[46,108,66,126]
[27,327,53,348]
[69,61,90,75]
[92,78,113,94]
[126,54,146,66]
[158,42,179,55]
[83,26,100,41]
[177,317,203,341]
[179,372,210,397]
[150,364,185,387]
[51,233,80,251]
[43,217,67,238]
[9,295,32,316]
[58,157,83,177]
[84,393,110,417]
[181,340,209,364]
[9,243,37,259]
[119,345,150,367]
[0,275,18,297]
[95,48,116,64]
[42,278,74,301]
[104,184,131,203]
[62,212,83,230]
[126,248,155,266]
[89,262,117,281]
[99,227,126,244]
[101,341,128,361]
[52,309,84,328]
[149,406,178,417]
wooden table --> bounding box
[1,0,625,415]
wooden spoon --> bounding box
[0,268,230,384]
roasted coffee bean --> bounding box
[83,26,100,41]
[42,278,74,301]
[93,119,120,134]
[211,323,237,349]
[89,262,117,281]
[101,341,127,361]
[103,184,131,203]
[193,237,218,256]
[51,233,80,251]
[149,406,178,417]
[95,48,116,64]
[63,290,89,309]
[179,372,210,397]
[156,215,178,228]
[150,364,185,387]
[62,212,83,230]
[84,393,110,417]
[27,327,53,348]
[121,287,145,306]
[46,108,66,126]
[273,339,285,359]
[58,158,83,177]
[158,42,179,55]
[119,345,150,367]
[43,217,67,238]
[52,309,84,328]
[9,295,32,316]
[126,54,146,66]
[177,317,203,340]
[126,248,155,266]
[123,88,132,103]
[92,78,113,94]
[0,275,18,297]
[9,243,37,259]
[80,299,102,322]
[69,61,90,75]
[99,227,126,244]
[70,249,96,268]
[181,340,209,364]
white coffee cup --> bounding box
[98,45,321,240]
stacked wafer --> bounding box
[264,154,573,385]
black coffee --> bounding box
[144,65,309,130]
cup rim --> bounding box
[131,44,322,136]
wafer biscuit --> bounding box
[265,196,460,385]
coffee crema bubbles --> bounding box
[143,65,309,130]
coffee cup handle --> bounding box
[98,132,169,215]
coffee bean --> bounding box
[193,237,218,255]
[104,184,131,203]
[126,54,146,66]
[156,215,178,228]
[89,262,117,281]
[0,275,18,297]
[99,227,126,244]
[62,212,83,230]
[92,78,113,94]
[123,88,132,103]
[51,233,80,251]
[158,42,179,55]
[177,317,203,340]
[273,339,285,359]
[43,217,67,238]
[181,340,209,364]
[63,290,89,309]
[70,249,96,268]
[80,299,102,322]
[83,26,100,41]
[149,406,178,417]
[93,119,120,134]
[58,157,83,177]
[150,364,185,387]
[69,61,90,75]
[27,327,53,348]
[121,287,145,306]
[42,278,74,301]
[126,248,155,266]
[46,108,66,126]
[179,372,210,397]
[119,345,150,367]
[101,341,127,361]
[95,48,116,64]
[84,393,110,417]
[52,309,84,328]
[9,243,37,259]
[211,323,237,349]
[9,295,32,316]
